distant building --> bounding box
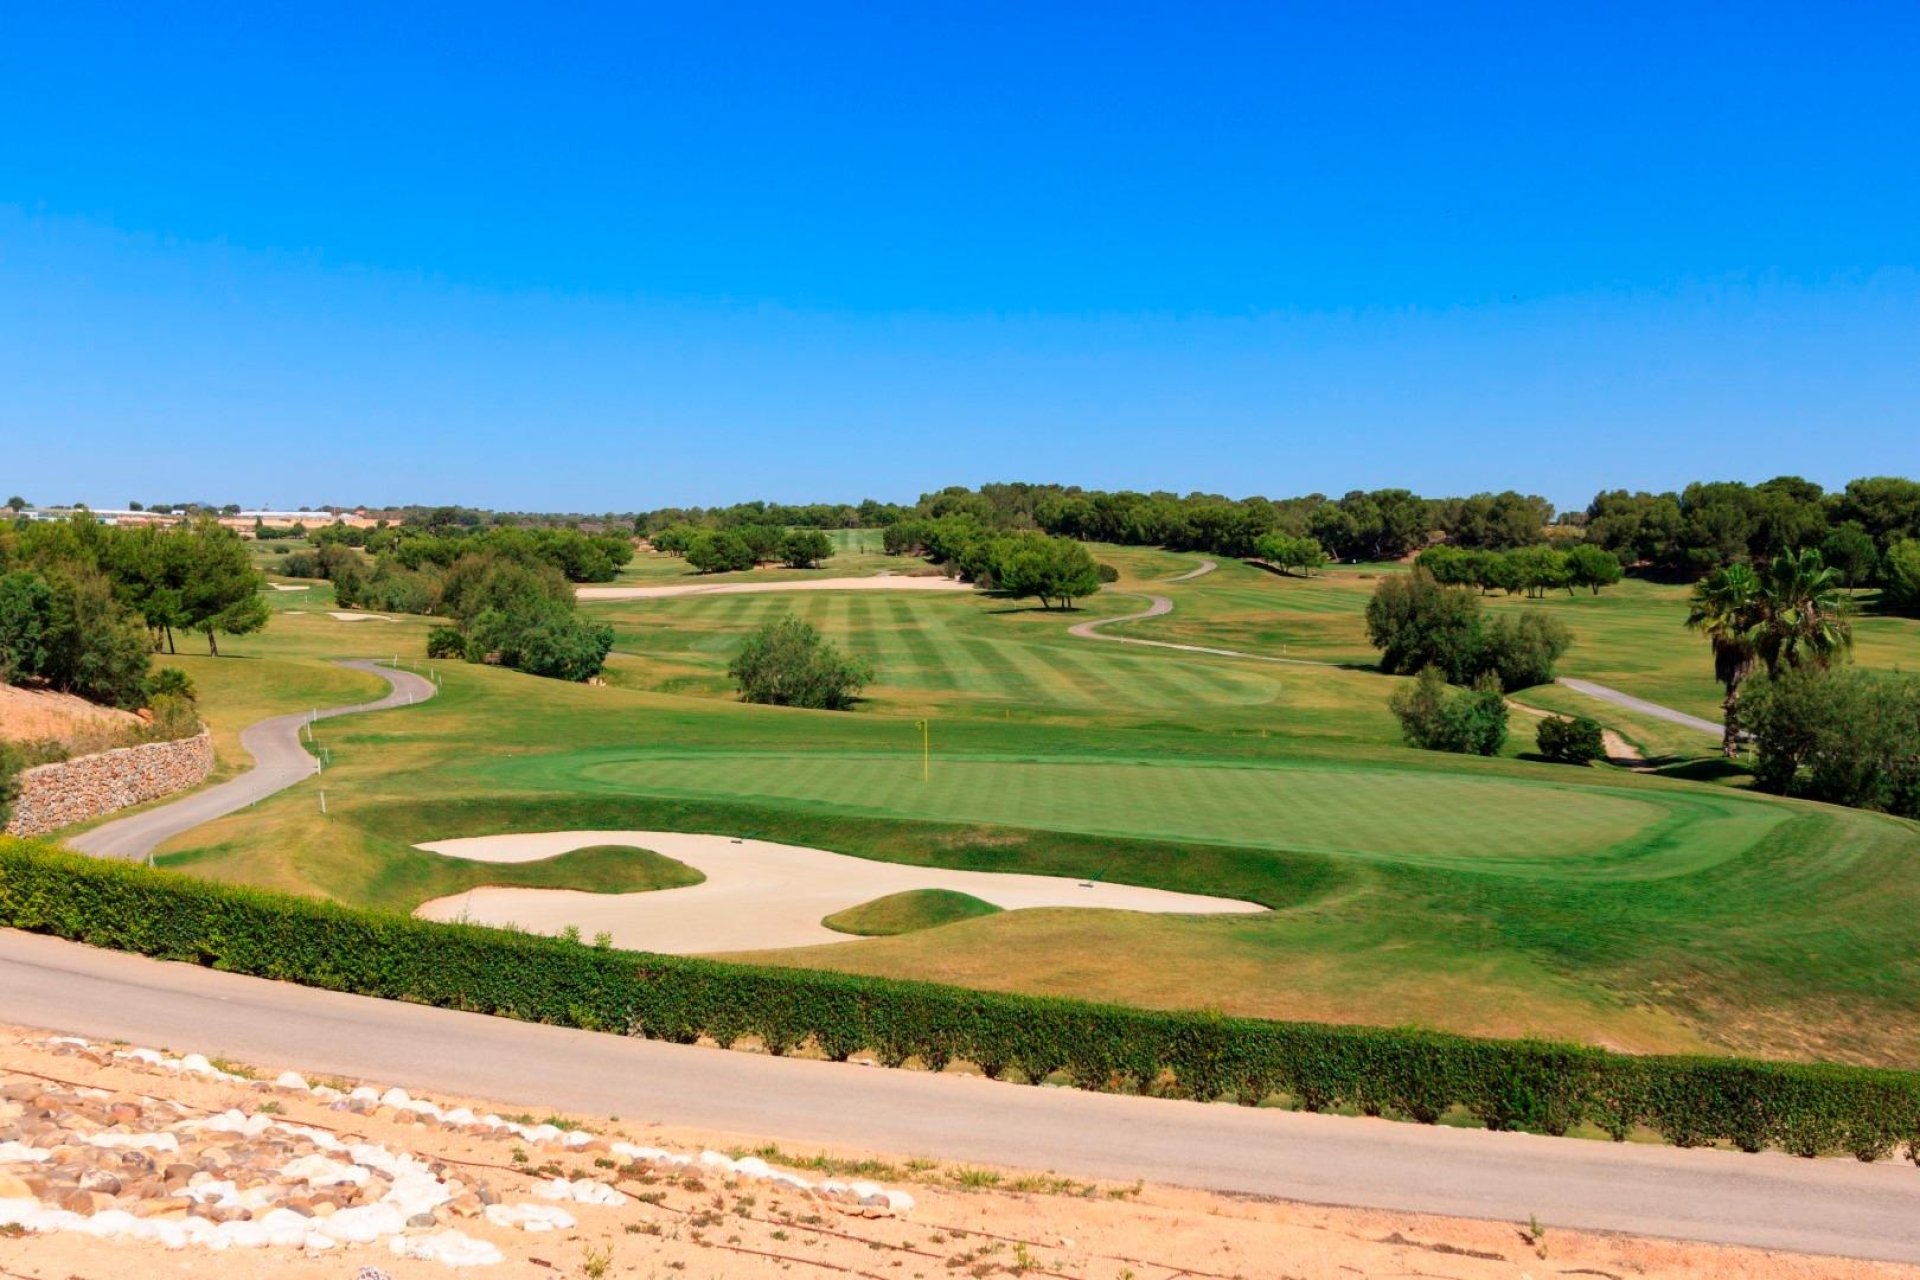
[18,507,381,535]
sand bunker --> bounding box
[328,611,395,622]
[578,576,971,601]
[413,831,1264,952]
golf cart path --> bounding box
[1069,592,1332,667]
[412,830,1263,952]
[1557,677,1722,737]
[67,660,436,863]
[4,929,1918,1264]
[580,575,972,601]
[1165,558,1217,581]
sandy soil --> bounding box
[413,831,1263,952]
[578,575,971,601]
[328,611,396,622]
[0,685,141,745]
[2,1028,1908,1280]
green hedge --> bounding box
[4,839,1917,1162]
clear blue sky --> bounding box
[2,3,1916,513]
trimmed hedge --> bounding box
[4,839,1918,1161]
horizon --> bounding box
[4,4,1917,509]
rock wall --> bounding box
[3,730,214,837]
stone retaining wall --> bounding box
[3,729,214,837]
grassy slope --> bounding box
[822,888,1003,936]
[134,546,1920,1065]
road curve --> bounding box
[1068,593,1330,667]
[67,660,436,863]
[1164,558,1217,582]
[1557,677,1722,738]
[2,928,1916,1263]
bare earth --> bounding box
[0,685,141,745]
[413,831,1263,951]
[4,1029,1909,1280]
[577,575,972,601]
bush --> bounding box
[1390,668,1508,755]
[728,615,872,710]
[1480,612,1572,691]
[426,626,466,660]
[1742,666,1920,817]
[1537,715,1605,765]
[3,838,1917,1160]
[1365,572,1484,683]
[145,667,197,703]
[1095,562,1120,583]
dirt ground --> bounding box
[1,1028,1913,1280]
[0,686,140,747]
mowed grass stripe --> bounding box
[853,595,918,685]
[888,600,962,692]
[946,629,1049,705]
[912,602,999,695]
[976,635,1099,707]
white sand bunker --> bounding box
[329,611,396,622]
[578,576,971,601]
[413,831,1265,953]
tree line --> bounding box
[880,519,1105,609]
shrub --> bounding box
[729,615,872,710]
[1742,666,1920,818]
[426,626,466,660]
[146,667,197,703]
[1390,668,1508,756]
[1365,572,1484,683]
[1537,715,1605,765]
[1095,562,1120,583]
[3,839,1918,1160]
[1481,612,1572,691]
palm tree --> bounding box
[1686,563,1761,757]
[1752,547,1853,676]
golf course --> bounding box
[115,531,1920,1073]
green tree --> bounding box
[0,571,55,683]
[1254,533,1329,576]
[685,530,755,573]
[1365,571,1484,682]
[1882,539,1920,616]
[1389,667,1508,755]
[178,521,268,656]
[1564,544,1624,594]
[1741,666,1920,818]
[1751,547,1852,677]
[989,534,1101,610]
[781,529,834,569]
[1479,612,1572,691]
[4,497,24,513]
[1685,563,1762,757]
[728,615,872,710]
[1820,522,1878,592]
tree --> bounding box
[1365,572,1484,683]
[1536,715,1605,765]
[177,521,268,655]
[1255,533,1328,576]
[1821,523,1878,592]
[728,615,872,710]
[1685,563,1762,757]
[1389,667,1508,755]
[781,529,834,570]
[1507,545,1571,598]
[4,497,25,513]
[1741,666,1920,818]
[1565,544,1624,594]
[685,530,755,573]
[989,534,1101,610]
[0,571,55,683]
[1881,540,1920,616]
[1750,547,1852,678]
[1480,612,1572,691]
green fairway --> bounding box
[822,888,1002,936]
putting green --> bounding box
[474,749,1789,880]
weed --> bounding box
[581,1240,614,1278]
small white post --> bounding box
[319,789,327,815]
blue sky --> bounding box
[2,3,1916,512]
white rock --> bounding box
[0,1142,52,1163]
[733,1156,773,1179]
[484,1202,576,1232]
[378,1087,412,1108]
[273,1071,311,1091]
[389,1228,504,1266]
[280,1155,370,1187]
[86,1131,180,1153]
[698,1150,739,1174]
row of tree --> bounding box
[653,526,833,573]
[881,520,1104,609]
[1417,543,1624,597]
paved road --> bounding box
[2,929,1914,1263]
[1164,558,1217,582]
[67,660,437,862]
[1557,677,1722,738]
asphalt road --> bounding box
[67,659,437,862]
[1557,676,1723,738]
[2,929,1914,1263]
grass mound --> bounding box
[422,844,703,901]
[823,888,1004,936]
